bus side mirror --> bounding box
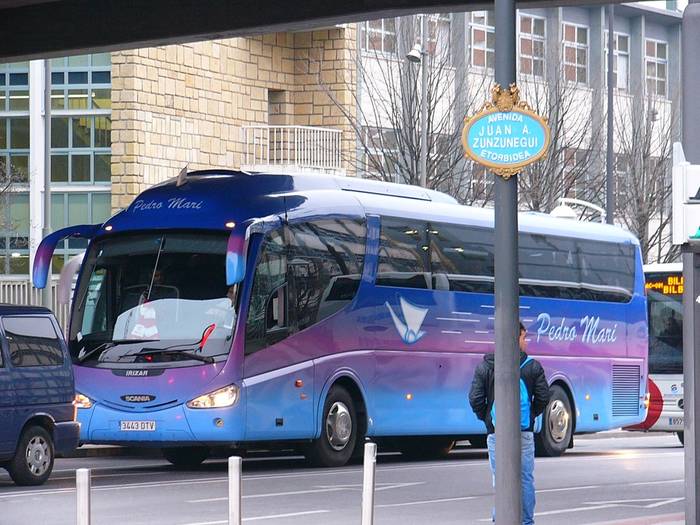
[33,224,100,289]
[57,252,85,305]
[226,228,247,286]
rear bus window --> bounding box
[2,316,65,367]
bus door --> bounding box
[242,228,315,440]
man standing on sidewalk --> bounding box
[469,321,550,524]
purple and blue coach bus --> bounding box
[32,170,648,467]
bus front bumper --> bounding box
[77,402,246,445]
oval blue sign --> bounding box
[463,109,550,172]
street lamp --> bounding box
[406,14,429,188]
[550,197,606,223]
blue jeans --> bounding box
[487,432,535,525]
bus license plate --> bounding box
[120,420,156,432]
[669,417,683,426]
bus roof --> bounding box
[103,170,639,246]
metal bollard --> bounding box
[228,456,242,525]
[76,468,91,525]
[361,442,377,525]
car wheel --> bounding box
[8,426,54,486]
[535,385,573,457]
[162,446,210,468]
[304,385,357,467]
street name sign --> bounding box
[461,83,550,179]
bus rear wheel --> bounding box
[304,385,357,467]
[535,385,573,457]
[162,446,209,468]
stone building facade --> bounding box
[111,27,357,210]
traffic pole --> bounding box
[361,442,377,525]
[493,0,521,522]
[76,468,91,525]
[228,456,242,525]
[682,1,700,523]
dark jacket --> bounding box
[468,351,550,434]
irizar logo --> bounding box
[385,297,428,344]
[125,370,149,377]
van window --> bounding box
[377,217,430,289]
[288,219,365,330]
[2,316,65,367]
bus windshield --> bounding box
[70,231,237,367]
[646,271,683,374]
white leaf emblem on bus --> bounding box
[385,297,428,344]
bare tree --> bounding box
[614,95,679,263]
[310,15,493,205]
[0,157,24,230]
[516,60,605,214]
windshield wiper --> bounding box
[77,339,159,363]
[126,324,218,365]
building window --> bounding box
[0,55,111,276]
[363,126,399,181]
[471,11,495,70]
[360,19,397,56]
[416,14,452,61]
[519,14,546,78]
[605,32,630,91]
[562,23,588,85]
[646,39,668,97]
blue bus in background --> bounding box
[34,171,648,467]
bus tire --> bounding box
[678,431,684,445]
[535,385,573,457]
[398,437,455,460]
[304,385,357,467]
[7,425,54,486]
[162,446,209,468]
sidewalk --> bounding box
[59,445,163,459]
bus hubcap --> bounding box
[548,400,570,443]
[26,436,50,476]
[326,402,352,451]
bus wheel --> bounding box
[162,446,209,468]
[8,426,54,486]
[678,431,684,445]
[398,437,455,460]
[304,385,357,467]
[535,385,572,457]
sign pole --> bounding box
[493,0,520,522]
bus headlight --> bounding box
[187,385,240,409]
[74,393,93,409]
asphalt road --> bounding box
[0,433,685,525]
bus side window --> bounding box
[376,217,430,289]
[245,230,288,355]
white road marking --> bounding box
[183,510,330,524]
[631,479,683,486]
[377,496,478,508]
[537,485,599,493]
[583,497,685,509]
[188,486,346,503]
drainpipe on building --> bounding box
[41,60,52,310]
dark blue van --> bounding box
[0,304,79,485]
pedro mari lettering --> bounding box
[535,312,618,344]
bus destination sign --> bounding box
[461,83,550,179]
[645,274,684,295]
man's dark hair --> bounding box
[519,321,526,333]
